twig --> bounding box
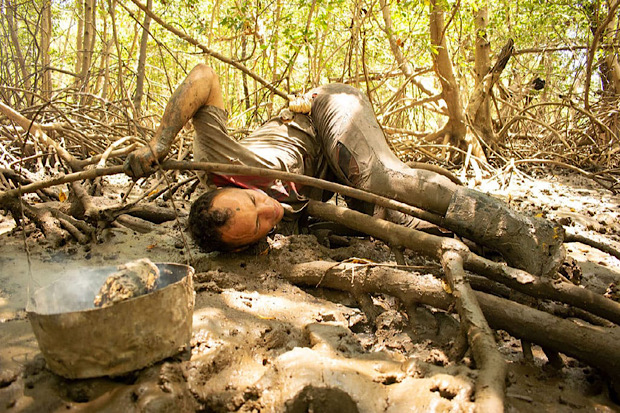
[512,159,617,192]
[126,0,288,100]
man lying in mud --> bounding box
[124,64,565,276]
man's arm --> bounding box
[124,64,225,179]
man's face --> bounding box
[212,188,285,248]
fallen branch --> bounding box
[0,161,445,229]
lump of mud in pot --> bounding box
[93,258,160,308]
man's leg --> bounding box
[309,84,457,215]
[310,83,565,276]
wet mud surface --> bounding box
[1,171,620,412]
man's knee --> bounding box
[191,63,219,84]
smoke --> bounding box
[28,263,185,315]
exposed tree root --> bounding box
[468,273,616,328]
[115,214,164,233]
[441,250,506,412]
[477,292,620,395]
[48,207,94,244]
[0,154,618,407]
[0,168,58,201]
[0,195,69,246]
[122,204,185,223]
[2,161,618,325]
[564,230,620,261]
[283,260,620,397]
[464,254,620,326]
[303,199,620,327]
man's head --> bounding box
[188,187,285,252]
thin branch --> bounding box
[584,0,620,109]
[126,0,288,100]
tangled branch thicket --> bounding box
[2,83,619,192]
[2,1,620,410]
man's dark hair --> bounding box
[188,188,236,252]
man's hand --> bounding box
[123,144,161,179]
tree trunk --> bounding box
[342,0,363,83]
[466,39,514,147]
[601,12,620,96]
[583,0,620,109]
[268,0,281,118]
[380,0,413,78]
[206,0,220,48]
[93,11,111,99]
[470,3,495,144]
[40,0,53,101]
[6,0,32,104]
[74,0,84,79]
[108,0,129,112]
[79,0,96,101]
[429,0,487,163]
[133,0,152,117]
[241,32,250,112]
[379,0,434,96]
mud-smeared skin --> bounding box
[123,64,224,179]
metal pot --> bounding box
[27,262,194,379]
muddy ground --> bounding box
[1,170,619,412]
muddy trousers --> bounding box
[351,155,565,276]
[310,84,564,276]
